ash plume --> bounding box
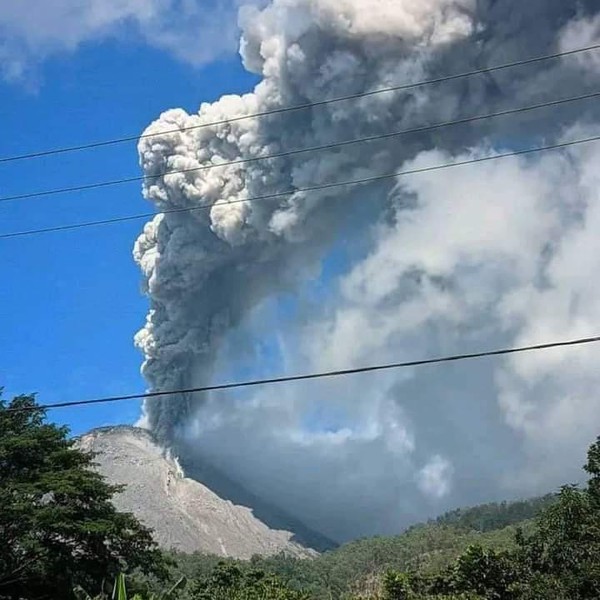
[134,0,600,541]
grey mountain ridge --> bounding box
[76,425,325,558]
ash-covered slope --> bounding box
[77,426,315,558]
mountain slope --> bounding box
[176,445,336,552]
[76,426,315,559]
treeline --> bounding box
[169,521,525,598]
[1,393,599,599]
[432,495,556,533]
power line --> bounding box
[1,133,599,240]
[5,335,600,414]
[1,90,598,204]
[1,43,599,165]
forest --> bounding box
[1,393,599,599]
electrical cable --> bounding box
[0,42,598,164]
[5,335,600,414]
[1,90,598,204]
[1,133,599,240]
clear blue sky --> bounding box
[0,38,257,435]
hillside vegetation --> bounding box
[2,393,599,600]
[166,496,550,599]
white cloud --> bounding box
[418,455,453,499]
[559,12,600,74]
[493,136,600,491]
[304,146,570,372]
[0,0,255,84]
[300,134,600,504]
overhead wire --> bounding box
[1,47,599,418]
[5,335,600,414]
[1,133,599,240]
[0,42,599,165]
[1,90,599,205]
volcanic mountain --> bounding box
[77,426,328,558]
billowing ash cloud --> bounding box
[134,0,600,541]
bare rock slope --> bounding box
[77,426,315,558]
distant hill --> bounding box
[433,494,556,532]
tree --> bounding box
[427,436,600,600]
[448,545,518,600]
[584,435,600,506]
[382,571,412,599]
[0,394,168,600]
[380,569,484,600]
[515,483,600,599]
[500,438,600,599]
[190,562,310,599]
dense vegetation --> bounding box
[433,496,556,533]
[0,394,167,599]
[2,392,599,599]
[168,520,528,599]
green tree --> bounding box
[380,435,600,600]
[516,483,600,599]
[382,571,412,599]
[584,436,600,506]
[501,439,600,599]
[0,394,168,600]
[448,545,518,600]
[190,562,310,599]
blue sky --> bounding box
[0,36,257,435]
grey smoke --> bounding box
[134,0,600,541]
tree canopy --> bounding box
[0,394,167,600]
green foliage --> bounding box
[371,569,483,600]
[189,562,310,599]
[156,577,189,600]
[114,573,129,600]
[382,571,412,599]
[74,573,186,600]
[434,496,556,534]
[514,482,600,599]
[165,515,526,599]
[446,546,518,599]
[584,435,600,505]
[0,394,168,600]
